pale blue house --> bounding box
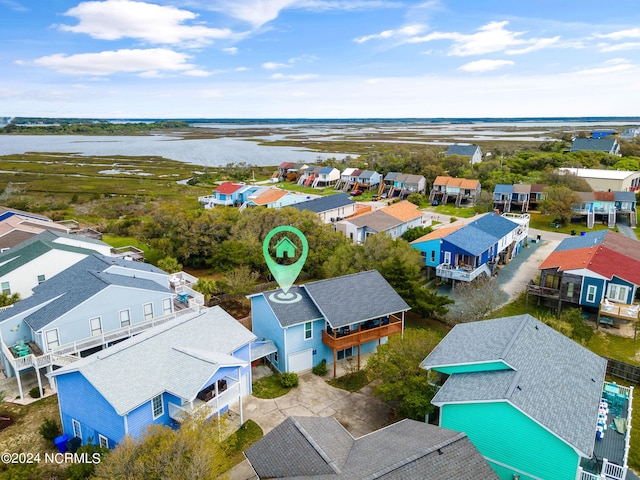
[250,270,410,378]
[49,307,256,448]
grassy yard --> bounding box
[101,234,164,265]
[223,419,263,468]
[421,204,478,219]
[251,374,293,399]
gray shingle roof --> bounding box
[289,193,354,214]
[302,270,410,328]
[445,145,480,157]
[50,307,256,415]
[421,314,607,457]
[245,416,498,479]
[570,138,617,152]
[263,286,324,327]
[0,254,169,331]
[443,225,498,256]
[346,210,403,232]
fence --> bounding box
[605,357,640,385]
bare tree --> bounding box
[444,275,505,324]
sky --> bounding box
[2,0,640,119]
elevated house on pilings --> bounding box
[525,230,640,332]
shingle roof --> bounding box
[215,182,245,194]
[50,307,256,415]
[252,188,287,205]
[445,145,480,157]
[459,178,480,189]
[245,416,498,479]
[494,184,513,194]
[469,213,518,238]
[261,286,323,328]
[512,184,531,194]
[0,254,169,331]
[358,170,377,179]
[346,210,403,232]
[538,230,640,284]
[421,314,607,457]
[302,270,410,328]
[319,167,335,174]
[384,171,400,181]
[289,193,353,214]
[410,223,464,244]
[443,226,498,256]
[380,201,422,222]
[570,138,618,153]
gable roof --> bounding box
[559,167,636,180]
[215,182,245,194]
[494,184,513,194]
[251,188,287,206]
[444,226,499,256]
[445,144,480,157]
[421,314,607,458]
[0,207,51,222]
[512,183,531,194]
[459,178,480,189]
[260,286,324,328]
[289,193,354,214]
[346,210,404,232]
[380,201,422,222]
[0,254,168,331]
[469,213,518,238]
[302,270,410,328]
[50,307,256,415]
[570,138,618,153]
[319,167,336,175]
[245,416,498,480]
[384,171,400,181]
[538,230,640,284]
[411,223,464,244]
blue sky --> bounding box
[2,0,640,118]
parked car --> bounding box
[351,190,363,196]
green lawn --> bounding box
[421,204,478,219]
[101,234,164,265]
[251,374,293,399]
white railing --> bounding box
[168,382,240,423]
[576,467,603,479]
[600,301,639,321]
[602,459,626,480]
[175,285,205,306]
[436,263,491,282]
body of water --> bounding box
[0,134,352,167]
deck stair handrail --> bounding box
[525,284,560,298]
[168,381,241,423]
[436,263,491,282]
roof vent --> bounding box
[516,385,522,391]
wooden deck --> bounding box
[322,317,402,350]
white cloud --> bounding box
[24,48,201,76]
[598,42,640,52]
[354,24,425,43]
[223,47,238,55]
[211,0,299,28]
[407,20,559,57]
[576,58,634,75]
[458,59,514,73]
[235,66,250,71]
[58,0,235,46]
[271,73,318,80]
[263,61,290,70]
[596,28,640,40]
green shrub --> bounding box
[39,417,62,442]
[280,372,299,388]
[29,387,42,399]
[312,359,328,377]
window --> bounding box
[586,285,598,304]
[143,303,153,321]
[119,309,131,327]
[430,251,436,263]
[444,251,451,265]
[1,282,10,295]
[98,435,109,449]
[337,347,353,360]
[90,317,102,336]
[152,394,163,419]
[162,298,172,315]
[566,282,575,299]
[45,329,59,350]
[607,284,630,303]
[273,351,278,363]
[37,274,46,284]
[72,419,82,440]
[304,322,312,340]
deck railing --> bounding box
[322,315,402,350]
[168,382,241,423]
[599,300,639,322]
[436,263,491,282]
[525,284,560,299]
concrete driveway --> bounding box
[226,369,394,480]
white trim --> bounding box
[72,418,82,440]
[152,394,163,419]
[45,328,60,351]
[119,309,131,327]
[162,297,172,315]
[484,455,543,480]
[304,321,313,340]
[143,302,154,321]
[98,434,108,449]
[89,316,102,337]
[586,285,598,303]
[425,359,515,371]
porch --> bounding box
[578,382,633,480]
[322,313,404,378]
[110,245,145,261]
[597,300,639,330]
[436,262,492,282]
[168,376,243,425]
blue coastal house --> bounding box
[412,213,529,283]
[0,254,204,399]
[249,270,410,378]
[288,192,355,223]
[49,307,256,448]
[421,314,632,480]
[526,230,640,326]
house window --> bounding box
[586,285,598,304]
[607,284,630,303]
[430,251,435,263]
[162,298,172,315]
[566,282,575,299]
[45,329,59,350]
[72,419,82,440]
[152,395,163,419]
[444,251,451,265]
[1,282,10,295]
[143,303,154,321]
[37,274,46,284]
[119,309,131,327]
[337,347,353,360]
[273,351,278,363]
[90,317,102,336]
[304,322,312,340]
[98,435,109,449]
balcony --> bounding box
[525,283,560,300]
[436,263,491,282]
[322,315,403,351]
[168,380,241,423]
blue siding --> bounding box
[56,372,126,446]
[608,277,635,304]
[233,343,253,394]
[250,295,286,372]
[411,239,441,267]
[125,391,174,439]
[581,277,604,307]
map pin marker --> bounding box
[263,226,308,302]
